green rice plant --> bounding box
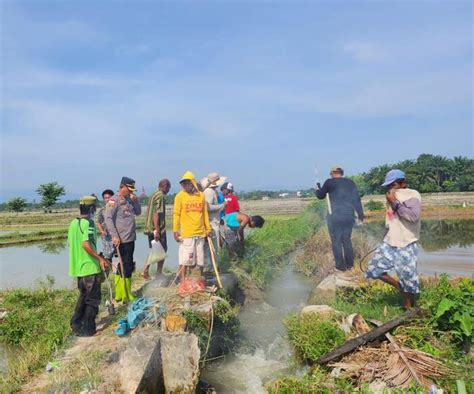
[284,314,346,362]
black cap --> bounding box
[120,176,136,192]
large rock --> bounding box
[160,333,200,394]
[308,273,360,304]
[117,330,200,394]
[300,305,337,320]
[118,329,164,393]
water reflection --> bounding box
[363,219,474,252]
[38,240,67,254]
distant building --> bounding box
[279,193,289,198]
[262,196,270,201]
[139,187,147,200]
[296,191,302,197]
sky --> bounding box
[1,0,473,201]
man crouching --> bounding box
[68,195,110,336]
[365,170,421,310]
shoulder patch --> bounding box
[108,200,116,208]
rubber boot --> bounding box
[114,275,126,303]
[125,278,135,302]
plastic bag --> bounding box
[178,277,206,297]
[146,239,167,265]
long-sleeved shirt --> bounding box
[384,188,421,248]
[203,187,224,225]
[173,190,211,238]
[315,178,364,221]
[104,194,141,243]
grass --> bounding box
[0,280,77,391]
[278,278,474,393]
[329,283,405,322]
[267,365,362,394]
[46,349,110,392]
[229,201,326,287]
[285,314,346,362]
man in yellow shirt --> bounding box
[173,171,212,281]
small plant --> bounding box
[285,314,346,362]
[420,275,473,350]
[365,199,384,211]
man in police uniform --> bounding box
[105,176,142,303]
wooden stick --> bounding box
[207,236,223,289]
[316,308,419,364]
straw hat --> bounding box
[203,172,227,189]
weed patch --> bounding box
[285,314,346,362]
[0,285,76,391]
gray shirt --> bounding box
[203,187,224,225]
[104,193,141,243]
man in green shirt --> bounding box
[142,179,171,279]
[68,195,109,336]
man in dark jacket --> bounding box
[315,165,364,273]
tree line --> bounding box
[1,154,473,213]
[350,154,473,195]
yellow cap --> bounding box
[79,195,97,205]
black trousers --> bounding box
[327,216,354,271]
[117,241,135,278]
[70,274,101,336]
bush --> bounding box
[365,199,384,211]
[420,275,473,349]
[285,314,346,362]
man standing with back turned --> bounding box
[105,176,141,303]
[68,195,109,336]
[315,165,364,274]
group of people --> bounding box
[67,172,265,337]
[315,166,421,310]
[68,165,421,337]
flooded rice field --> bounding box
[1,220,472,290]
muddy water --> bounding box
[0,231,179,289]
[202,255,314,393]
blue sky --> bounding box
[1,1,472,201]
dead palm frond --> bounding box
[383,338,448,388]
[369,320,450,389]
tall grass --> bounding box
[235,201,326,287]
[0,283,77,391]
